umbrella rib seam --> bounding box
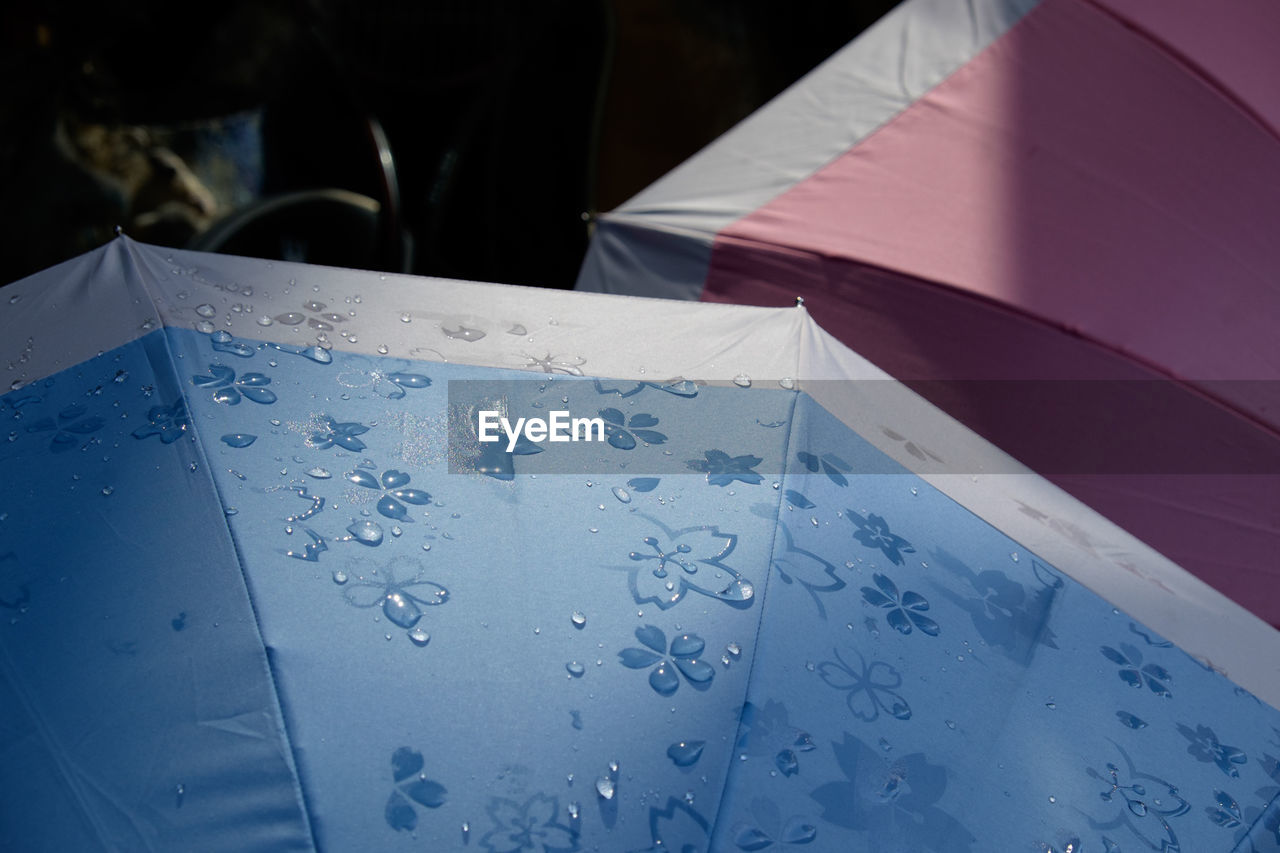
[118,237,323,852]
[1073,0,1280,144]
[707,235,1280,444]
[1228,785,1280,853]
[708,387,802,841]
[0,642,121,847]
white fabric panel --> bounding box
[576,0,1041,296]
[1,239,159,395]
[123,239,807,385]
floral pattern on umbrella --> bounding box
[480,793,579,853]
[810,732,974,852]
[861,574,939,637]
[1178,723,1248,778]
[190,364,276,405]
[1100,644,1173,698]
[618,625,715,696]
[384,746,447,832]
[817,648,912,722]
[621,515,754,610]
[27,402,104,452]
[687,450,764,486]
[308,415,371,451]
[845,510,915,565]
[599,408,667,450]
[344,467,431,522]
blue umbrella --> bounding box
[1,238,1277,851]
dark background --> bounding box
[0,0,900,289]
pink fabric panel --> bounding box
[702,240,1280,623]
[1091,0,1280,135]
[715,0,1280,393]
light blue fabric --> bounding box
[2,326,1278,851]
[0,333,313,851]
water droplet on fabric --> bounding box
[347,520,384,545]
[377,344,389,354]
[566,661,585,677]
[409,628,430,646]
[276,312,305,325]
[595,777,615,800]
[383,593,421,628]
[567,802,579,820]
[195,304,216,318]
[101,486,114,496]
[611,487,631,504]
[778,377,795,390]
[571,611,586,628]
[220,433,257,448]
[306,467,331,479]
[400,312,412,323]
[196,320,215,334]
[257,315,273,326]
[945,720,957,730]
[443,326,485,342]
[332,570,348,585]
[733,374,751,388]
[666,741,705,767]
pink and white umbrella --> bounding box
[578,0,1280,625]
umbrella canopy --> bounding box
[576,0,1280,627]
[2,237,1279,851]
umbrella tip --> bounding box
[113,225,124,238]
[794,296,805,307]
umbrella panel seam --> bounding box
[1227,784,1280,853]
[0,640,122,847]
[708,387,803,843]
[121,238,322,852]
